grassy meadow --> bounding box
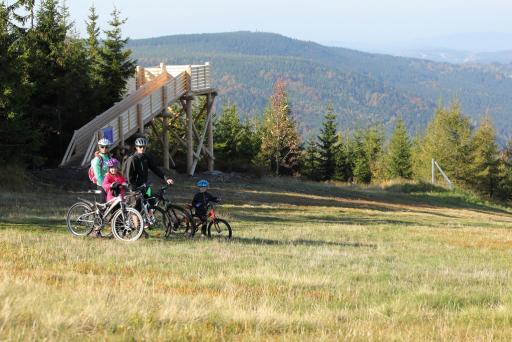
[1,177,512,340]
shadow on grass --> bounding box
[231,207,440,227]
[221,184,510,217]
[0,218,65,231]
[230,236,377,248]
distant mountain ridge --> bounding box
[128,31,512,141]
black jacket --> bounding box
[192,191,218,215]
[125,152,166,188]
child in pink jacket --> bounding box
[102,158,127,202]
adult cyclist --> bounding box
[125,137,174,193]
[91,138,112,202]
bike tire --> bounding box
[111,207,144,242]
[207,218,232,240]
[165,204,195,238]
[146,206,169,238]
[66,202,95,237]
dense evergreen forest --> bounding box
[129,31,512,141]
[0,1,134,167]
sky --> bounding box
[60,0,512,50]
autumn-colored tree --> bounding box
[255,80,301,175]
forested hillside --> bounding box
[129,31,512,140]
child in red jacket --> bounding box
[102,158,127,202]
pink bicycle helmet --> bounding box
[106,158,120,168]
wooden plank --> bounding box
[81,135,96,167]
[60,131,77,166]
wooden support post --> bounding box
[137,103,144,133]
[161,80,169,170]
[186,65,192,92]
[150,121,175,168]
[207,94,215,171]
[118,116,124,149]
[185,97,194,175]
[163,115,169,170]
[136,66,145,89]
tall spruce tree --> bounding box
[469,117,499,198]
[0,1,39,165]
[334,132,353,181]
[317,104,337,180]
[98,8,135,107]
[85,5,102,88]
[386,118,413,179]
[352,129,371,183]
[25,0,68,164]
[256,80,301,175]
[301,139,322,181]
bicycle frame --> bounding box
[75,191,128,230]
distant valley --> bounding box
[128,31,512,141]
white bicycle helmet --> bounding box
[134,137,147,146]
[98,138,112,146]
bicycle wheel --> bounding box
[66,202,95,237]
[111,207,144,241]
[146,206,169,238]
[207,218,232,240]
[166,205,195,237]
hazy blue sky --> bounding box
[63,0,512,48]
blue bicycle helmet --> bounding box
[196,179,209,187]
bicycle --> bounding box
[188,200,232,239]
[66,186,144,242]
[126,183,194,238]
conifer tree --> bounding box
[301,139,322,181]
[497,139,512,200]
[317,104,337,180]
[24,0,67,163]
[386,118,413,179]
[215,103,258,170]
[352,129,371,183]
[469,117,499,198]
[256,80,301,175]
[0,1,39,164]
[98,8,135,106]
[364,126,384,180]
[333,133,353,181]
[85,5,102,86]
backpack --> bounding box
[88,156,105,185]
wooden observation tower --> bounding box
[60,62,217,176]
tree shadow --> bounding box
[231,207,444,227]
[229,236,377,248]
[219,181,511,216]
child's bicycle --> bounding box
[188,200,232,239]
[66,186,144,242]
[127,183,194,238]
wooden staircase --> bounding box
[60,63,215,174]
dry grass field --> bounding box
[1,177,512,341]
